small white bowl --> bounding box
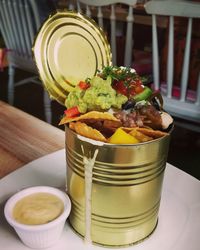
[4,186,71,249]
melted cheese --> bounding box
[81,146,99,244]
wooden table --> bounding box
[0,101,65,178]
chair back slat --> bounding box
[86,5,91,17]
[152,15,159,90]
[110,5,116,65]
[196,73,200,106]
[30,0,42,30]
[180,17,192,102]
[20,3,32,57]
[124,5,133,67]
[25,4,35,50]
[7,1,18,51]
[77,1,81,12]
[68,1,75,11]
[77,0,137,67]
[14,1,27,55]
[97,6,103,28]
[1,1,16,51]
[8,1,21,53]
[166,16,174,98]
[0,2,11,49]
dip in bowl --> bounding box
[4,186,71,249]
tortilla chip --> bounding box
[59,111,119,125]
[136,127,168,139]
[69,122,76,131]
[103,120,122,131]
[121,127,136,132]
[70,121,107,142]
[129,128,153,142]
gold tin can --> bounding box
[65,125,171,247]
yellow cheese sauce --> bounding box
[13,192,64,225]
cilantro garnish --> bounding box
[98,66,138,81]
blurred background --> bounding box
[0,0,200,180]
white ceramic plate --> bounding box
[0,149,200,250]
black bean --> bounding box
[122,100,135,110]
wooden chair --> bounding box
[76,0,137,67]
[0,0,52,123]
[145,0,200,132]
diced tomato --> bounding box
[78,81,90,90]
[113,78,144,98]
[64,106,80,118]
[132,80,144,94]
[129,87,136,96]
[112,80,128,96]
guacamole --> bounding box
[65,76,128,113]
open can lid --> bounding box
[33,11,111,105]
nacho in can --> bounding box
[65,125,171,247]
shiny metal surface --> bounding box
[33,11,111,105]
[65,126,171,247]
